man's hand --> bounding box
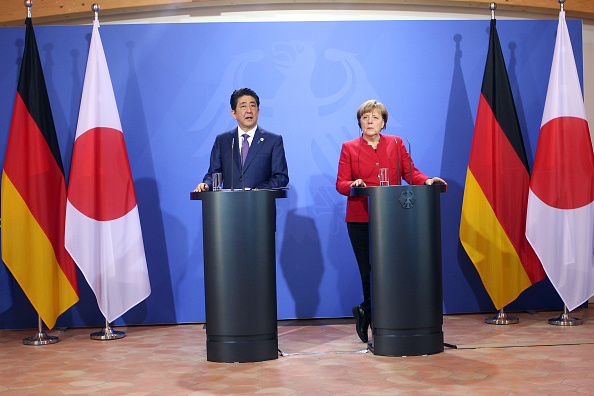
[194,183,209,192]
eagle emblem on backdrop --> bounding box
[185,39,397,233]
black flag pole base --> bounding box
[23,315,59,345]
[548,305,583,326]
[485,308,519,325]
[90,319,126,340]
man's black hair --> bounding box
[230,88,260,110]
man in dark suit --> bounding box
[195,88,289,191]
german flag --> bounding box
[460,19,545,310]
[1,18,79,329]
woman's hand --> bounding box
[425,177,447,186]
[351,179,367,188]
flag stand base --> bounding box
[549,306,582,326]
[90,319,126,340]
[23,331,59,345]
[485,309,519,325]
[23,316,59,345]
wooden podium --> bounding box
[351,185,445,356]
[191,189,286,362]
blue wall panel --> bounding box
[0,19,582,328]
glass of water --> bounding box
[379,168,389,186]
[212,173,223,191]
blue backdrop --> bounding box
[0,19,583,329]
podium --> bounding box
[351,185,445,356]
[191,189,286,362]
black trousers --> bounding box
[347,222,371,315]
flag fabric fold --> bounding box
[65,20,150,323]
[526,11,594,312]
[460,19,545,310]
[1,18,79,328]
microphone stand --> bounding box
[241,135,245,190]
[406,138,412,185]
[231,137,234,191]
[395,137,400,185]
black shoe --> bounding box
[352,305,368,343]
[362,314,371,339]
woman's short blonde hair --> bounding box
[357,100,388,130]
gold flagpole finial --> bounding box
[489,3,497,20]
[92,3,100,21]
[24,0,32,18]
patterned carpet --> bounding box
[0,308,593,394]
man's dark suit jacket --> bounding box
[203,126,289,190]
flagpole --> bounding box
[86,3,128,340]
[23,315,59,345]
[18,0,60,348]
[538,0,585,327]
[539,0,585,329]
[480,2,518,326]
[93,3,100,20]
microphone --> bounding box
[357,135,362,184]
[395,137,400,186]
[241,134,246,190]
[406,138,412,185]
[231,137,234,191]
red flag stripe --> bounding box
[17,18,65,175]
[3,94,78,290]
[2,17,79,328]
[469,95,543,278]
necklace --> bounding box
[367,138,379,149]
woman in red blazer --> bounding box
[336,100,446,343]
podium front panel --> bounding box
[352,185,444,356]
[191,189,286,362]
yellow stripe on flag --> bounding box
[1,172,78,329]
[460,169,532,309]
